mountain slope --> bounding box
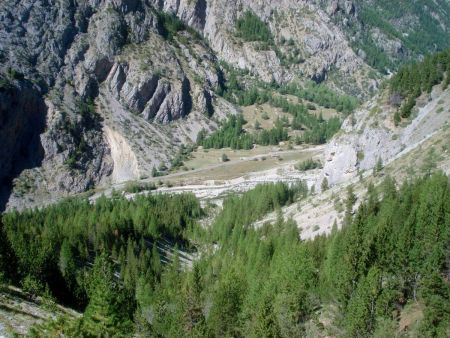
[1,0,449,210]
[0,0,230,210]
[338,0,450,72]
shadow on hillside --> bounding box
[0,82,46,212]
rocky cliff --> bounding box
[318,83,450,190]
[151,0,375,96]
[0,0,226,209]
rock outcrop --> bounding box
[318,84,450,190]
[4,84,113,211]
[0,0,226,209]
[148,0,372,95]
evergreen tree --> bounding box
[373,157,384,176]
[235,11,273,43]
[81,253,133,337]
[182,265,207,336]
[390,51,450,118]
[58,240,77,292]
[0,220,16,282]
[344,185,357,226]
[2,173,449,336]
[321,177,329,191]
[345,267,381,337]
[208,269,246,336]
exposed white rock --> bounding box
[318,85,450,190]
[104,125,140,183]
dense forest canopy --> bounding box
[235,11,273,43]
[1,172,449,337]
[390,51,450,119]
[0,193,202,313]
[197,114,289,150]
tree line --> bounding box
[269,95,342,144]
[197,114,288,150]
[278,82,358,115]
[235,11,273,44]
[216,61,358,115]
[198,92,344,149]
[390,51,450,119]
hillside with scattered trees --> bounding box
[197,115,289,150]
[390,51,450,119]
[342,1,450,73]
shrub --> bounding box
[235,11,273,43]
[321,177,329,191]
[124,182,156,194]
[295,158,322,171]
[157,11,185,40]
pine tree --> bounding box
[151,244,162,276]
[321,177,329,191]
[394,111,401,126]
[182,265,207,336]
[373,157,384,176]
[252,290,279,337]
[208,269,246,336]
[345,267,381,337]
[81,253,132,336]
[0,221,16,282]
[151,166,159,177]
[344,185,357,226]
[58,240,77,290]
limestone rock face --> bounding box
[0,0,224,209]
[38,97,113,196]
[318,85,450,190]
[143,0,371,95]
